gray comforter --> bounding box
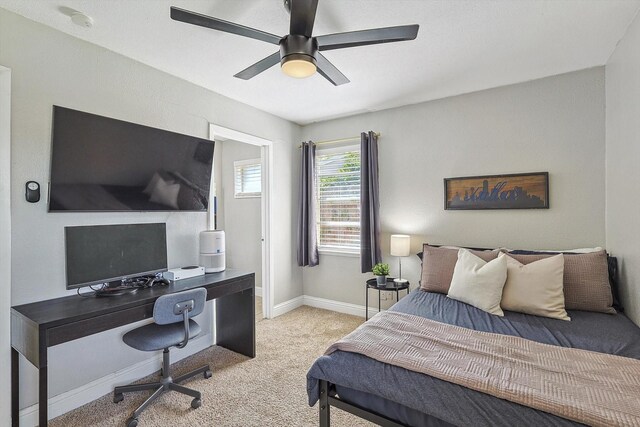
[307,290,640,427]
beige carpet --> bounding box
[50,298,375,427]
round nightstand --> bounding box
[365,278,410,320]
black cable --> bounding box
[76,273,166,297]
[77,286,99,298]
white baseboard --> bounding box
[255,286,262,297]
[19,333,213,426]
[303,295,380,318]
[272,296,304,317]
[271,294,382,319]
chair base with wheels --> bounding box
[112,288,212,427]
[114,348,212,427]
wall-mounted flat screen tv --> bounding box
[49,106,214,212]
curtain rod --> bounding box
[298,132,380,148]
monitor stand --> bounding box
[94,280,139,297]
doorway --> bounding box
[0,65,12,425]
[216,139,263,319]
[209,125,274,320]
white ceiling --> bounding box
[1,0,639,125]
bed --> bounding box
[306,253,640,427]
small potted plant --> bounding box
[372,263,390,286]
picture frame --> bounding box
[444,172,549,210]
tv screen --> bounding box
[49,106,214,212]
[65,223,168,289]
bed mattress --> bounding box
[307,290,640,427]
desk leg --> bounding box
[216,288,255,358]
[11,348,18,427]
[39,366,47,426]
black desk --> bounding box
[10,270,255,427]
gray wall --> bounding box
[0,8,301,410]
[0,66,12,427]
[219,141,263,287]
[606,11,640,326]
[301,68,606,306]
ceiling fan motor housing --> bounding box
[280,34,318,66]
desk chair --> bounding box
[113,288,212,427]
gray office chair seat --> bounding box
[123,320,201,351]
[113,288,212,427]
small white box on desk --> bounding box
[162,266,205,281]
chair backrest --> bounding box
[153,288,206,325]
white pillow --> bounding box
[143,171,174,195]
[502,254,570,321]
[447,249,507,316]
[149,177,181,209]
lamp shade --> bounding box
[390,234,411,257]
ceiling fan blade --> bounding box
[316,53,349,86]
[170,6,281,45]
[234,52,281,80]
[289,0,318,37]
[316,24,419,51]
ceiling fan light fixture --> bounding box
[281,54,317,78]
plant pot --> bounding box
[376,275,387,286]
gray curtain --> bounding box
[360,131,382,273]
[297,141,319,267]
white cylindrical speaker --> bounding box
[200,253,225,273]
[200,230,226,273]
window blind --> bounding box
[316,147,361,252]
[234,159,261,198]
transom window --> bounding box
[234,159,261,198]
[315,145,361,253]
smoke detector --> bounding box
[70,12,93,28]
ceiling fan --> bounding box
[170,0,419,86]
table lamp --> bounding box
[390,234,410,283]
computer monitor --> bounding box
[65,223,168,289]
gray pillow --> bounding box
[508,250,615,314]
[420,244,499,294]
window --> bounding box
[234,159,261,198]
[316,145,361,253]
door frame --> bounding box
[209,124,274,319]
[0,65,12,425]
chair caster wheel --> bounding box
[126,417,138,427]
[191,398,202,409]
[113,393,124,403]
[204,370,212,379]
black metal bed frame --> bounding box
[318,380,407,427]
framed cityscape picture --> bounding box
[444,172,549,210]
